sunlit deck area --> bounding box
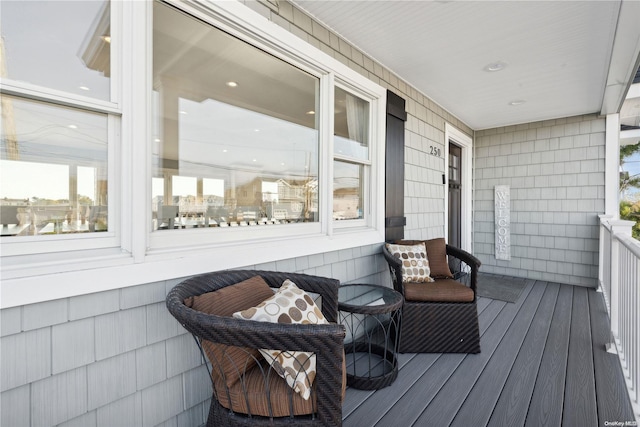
[343,273,636,427]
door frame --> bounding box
[444,123,472,253]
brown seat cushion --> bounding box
[404,279,474,303]
[216,352,347,417]
[184,275,275,388]
[395,238,454,279]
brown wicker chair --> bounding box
[382,239,481,353]
[166,270,346,427]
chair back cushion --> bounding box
[395,238,454,279]
[385,242,434,283]
[184,275,274,388]
[404,279,474,303]
[424,238,454,279]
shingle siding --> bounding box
[474,115,605,287]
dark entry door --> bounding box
[448,142,462,249]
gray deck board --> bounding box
[487,282,560,427]
[563,287,598,427]
[343,275,637,427]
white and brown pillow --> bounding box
[233,279,327,400]
[385,242,434,283]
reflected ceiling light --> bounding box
[254,129,260,132]
[508,99,526,106]
[179,111,187,115]
[68,124,78,129]
[483,61,507,72]
[222,149,228,153]
[226,81,238,88]
[79,85,90,91]
[154,138,161,143]
[306,110,315,115]
[101,35,111,43]
[252,159,257,162]
[281,162,285,166]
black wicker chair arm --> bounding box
[445,244,481,292]
[446,244,482,270]
[381,244,405,295]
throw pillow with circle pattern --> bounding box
[385,242,434,283]
[232,279,327,400]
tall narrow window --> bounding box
[1,1,112,241]
[333,86,370,221]
[152,2,319,231]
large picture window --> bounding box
[1,0,385,303]
[152,2,319,232]
[1,0,113,247]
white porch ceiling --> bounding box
[291,0,640,130]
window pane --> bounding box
[1,96,109,236]
[152,2,319,231]
[0,0,111,100]
[334,87,369,160]
[333,160,363,220]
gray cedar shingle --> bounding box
[1,328,51,392]
[31,367,88,426]
[52,318,95,374]
[87,351,137,411]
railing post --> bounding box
[598,214,613,295]
[608,220,636,355]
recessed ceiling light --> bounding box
[484,61,507,72]
[222,149,228,153]
[68,124,78,129]
[226,81,238,88]
[179,111,187,115]
[508,100,526,106]
[79,86,90,91]
[154,138,161,143]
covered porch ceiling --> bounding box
[291,0,640,130]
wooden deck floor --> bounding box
[342,274,636,427]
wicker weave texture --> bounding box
[166,270,346,427]
[399,302,480,353]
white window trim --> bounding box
[0,0,386,308]
[444,123,473,253]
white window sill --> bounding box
[1,227,384,308]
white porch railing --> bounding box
[599,215,640,421]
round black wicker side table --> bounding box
[338,284,403,390]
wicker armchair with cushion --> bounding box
[382,238,482,354]
[165,270,346,427]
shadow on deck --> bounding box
[342,273,636,427]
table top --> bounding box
[338,284,403,314]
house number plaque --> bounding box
[495,185,511,261]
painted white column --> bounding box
[605,114,620,217]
